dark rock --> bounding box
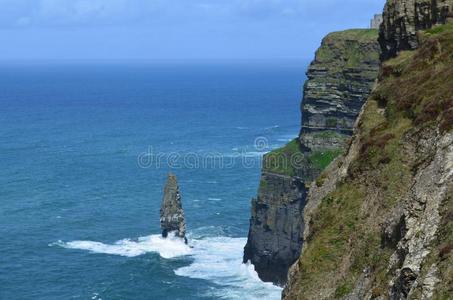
[243,173,307,285]
[379,0,453,60]
[160,173,187,243]
[390,267,418,300]
[381,207,406,249]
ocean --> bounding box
[0,60,307,299]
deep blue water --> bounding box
[0,61,307,300]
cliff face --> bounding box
[301,29,381,150]
[243,169,306,285]
[243,30,381,286]
[379,0,453,59]
[284,22,453,300]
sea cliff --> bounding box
[283,0,453,298]
[243,29,381,285]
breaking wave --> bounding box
[51,233,191,259]
[175,236,281,299]
[52,232,281,299]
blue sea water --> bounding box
[0,60,307,300]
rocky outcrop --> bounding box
[243,29,380,286]
[243,171,307,285]
[160,173,187,243]
[283,21,453,299]
[388,129,452,299]
[379,0,453,59]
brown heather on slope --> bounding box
[283,24,453,300]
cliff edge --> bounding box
[284,18,453,300]
[243,29,381,286]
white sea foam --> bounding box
[53,233,281,299]
[240,151,268,158]
[265,125,280,130]
[277,134,297,143]
[175,236,282,299]
[208,197,222,201]
[53,233,191,259]
[224,151,267,158]
[277,138,293,142]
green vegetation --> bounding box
[308,149,343,170]
[425,23,453,35]
[288,23,453,299]
[328,29,379,40]
[316,29,379,69]
[263,139,303,176]
[293,142,404,298]
[259,179,268,189]
[376,22,453,133]
[334,281,353,298]
[294,184,371,294]
[315,173,327,187]
[263,138,343,178]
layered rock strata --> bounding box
[160,173,187,243]
[243,29,381,286]
[379,0,453,59]
[284,17,453,300]
[300,29,381,155]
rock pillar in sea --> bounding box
[160,173,187,243]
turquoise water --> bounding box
[0,61,306,299]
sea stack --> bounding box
[160,173,187,243]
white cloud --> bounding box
[0,0,159,27]
[0,0,385,28]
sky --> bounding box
[0,0,386,60]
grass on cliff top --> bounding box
[263,139,303,177]
[316,29,379,69]
[289,24,453,299]
[326,29,379,41]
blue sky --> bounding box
[0,0,386,60]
